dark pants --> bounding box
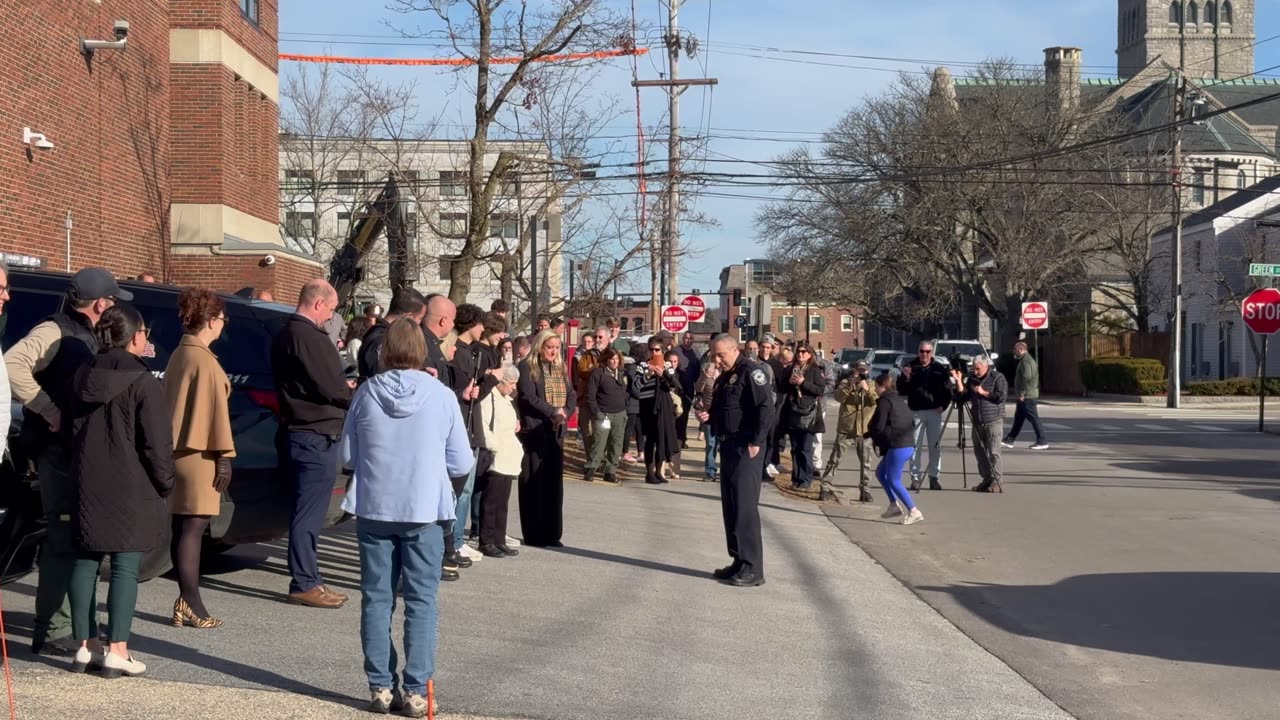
[1007,398,1046,444]
[788,430,817,488]
[69,551,141,643]
[676,393,692,443]
[479,472,514,547]
[623,412,643,456]
[719,439,765,576]
[33,449,75,644]
[286,431,339,594]
[767,403,787,467]
[518,425,564,547]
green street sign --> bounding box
[1249,264,1280,277]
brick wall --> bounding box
[170,65,278,222]
[169,252,321,301]
[0,0,170,276]
[170,0,278,72]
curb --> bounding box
[1079,392,1266,406]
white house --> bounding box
[1150,175,1280,382]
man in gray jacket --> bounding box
[1002,341,1048,450]
[951,356,1007,493]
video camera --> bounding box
[948,353,969,376]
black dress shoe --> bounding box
[441,568,460,581]
[31,636,78,657]
[479,544,507,558]
[712,563,742,580]
[497,545,520,557]
[858,487,874,503]
[928,477,943,491]
[729,571,766,587]
[602,473,620,484]
[446,552,472,569]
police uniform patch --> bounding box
[751,369,767,386]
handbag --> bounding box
[788,399,818,432]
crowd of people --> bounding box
[1,260,1046,715]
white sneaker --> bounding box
[70,645,105,674]
[766,464,779,478]
[504,535,521,547]
[1000,440,1015,449]
[400,692,436,718]
[1029,442,1049,450]
[459,544,483,561]
[880,503,903,519]
[902,509,924,526]
[102,651,146,678]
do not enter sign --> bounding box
[681,294,706,322]
[1021,301,1049,331]
[660,305,690,334]
[1242,287,1280,335]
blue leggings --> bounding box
[876,447,916,511]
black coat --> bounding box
[783,362,827,434]
[271,314,352,436]
[897,358,953,412]
[584,365,628,417]
[516,359,578,435]
[867,392,915,455]
[69,349,176,553]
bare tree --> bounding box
[388,0,631,303]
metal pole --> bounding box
[743,259,751,339]
[665,0,681,306]
[530,215,539,325]
[1167,68,1186,409]
[1262,336,1269,434]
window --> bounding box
[1238,169,1248,189]
[499,172,520,196]
[809,315,825,333]
[1206,1,1217,25]
[1169,1,1182,24]
[439,171,468,198]
[1191,170,1207,205]
[284,211,314,241]
[336,170,364,198]
[283,169,314,195]
[619,317,629,330]
[632,318,645,334]
[1188,1,1198,25]
[780,316,795,333]
[439,213,468,237]
[336,211,352,231]
[841,314,854,332]
[489,213,520,240]
[438,256,455,281]
[240,0,258,24]
[1223,1,1232,26]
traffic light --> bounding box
[732,288,743,306]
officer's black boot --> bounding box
[583,469,596,483]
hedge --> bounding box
[1185,378,1280,396]
[1079,357,1166,395]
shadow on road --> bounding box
[547,545,709,579]
[919,572,1280,670]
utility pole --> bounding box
[633,1,717,306]
[1167,68,1182,409]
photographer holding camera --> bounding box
[951,355,1008,493]
[820,360,877,502]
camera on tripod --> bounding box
[948,353,969,376]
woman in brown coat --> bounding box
[164,288,236,628]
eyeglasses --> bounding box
[215,314,229,325]
[139,327,151,339]
[919,349,933,355]
[649,347,663,352]
[0,285,9,295]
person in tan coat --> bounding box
[164,288,236,628]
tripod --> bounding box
[953,394,1002,493]
[939,399,967,489]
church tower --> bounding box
[1117,0,1256,79]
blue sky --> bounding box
[279,0,1280,294]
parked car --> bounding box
[931,339,998,368]
[0,270,350,584]
[870,351,914,379]
[836,348,875,379]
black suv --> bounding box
[0,270,350,584]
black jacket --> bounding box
[424,329,452,383]
[674,345,701,396]
[585,365,628,417]
[69,349,175,553]
[956,368,1009,424]
[867,392,915,454]
[516,359,578,435]
[23,311,98,453]
[783,362,827,434]
[451,339,499,447]
[271,315,352,436]
[767,356,788,407]
[357,320,389,381]
[897,358,953,412]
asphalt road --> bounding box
[1,452,1069,720]
[820,398,1280,720]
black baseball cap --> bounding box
[71,268,132,302]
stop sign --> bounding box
[681,294,706,322]
[1021,301,1049,330]
[661,305,690,333]
[1242,287,1280,335]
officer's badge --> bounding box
[751,370,767,386]
[728,373,738,384]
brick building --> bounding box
[718,260,865,358]
[1,1,312,298]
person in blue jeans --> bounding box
[866,373,924,525]
[693,356,722,481]
[341,318,474,717]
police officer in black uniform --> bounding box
[697,333,775,587]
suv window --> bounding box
[211,303,276,379]
[837,349,872,364]
[2,290,66,352]
[934,342,986,361]
[129,293,185,371]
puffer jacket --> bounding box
[957,368,1009,424]
[69,348,175,553]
